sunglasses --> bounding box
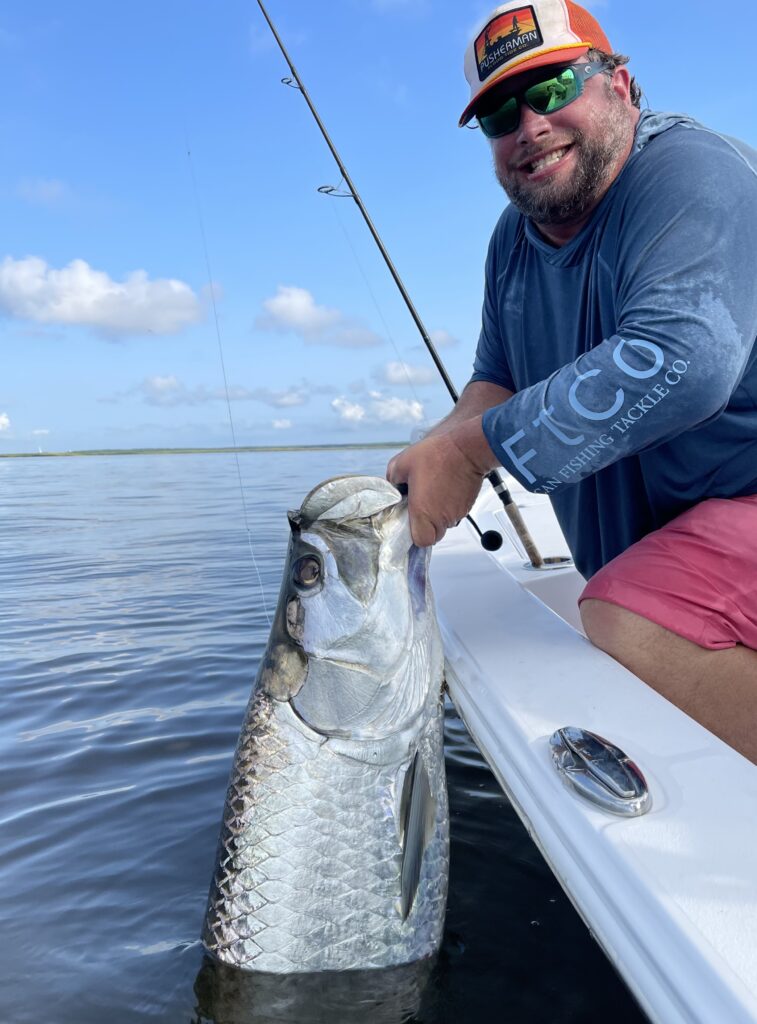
[475,61,609,139]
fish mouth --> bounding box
[298,475,403,529]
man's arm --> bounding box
[421,380,514,437]
[387,380,513,547]
[479,135,757,496]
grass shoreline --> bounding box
[0,442,406,459]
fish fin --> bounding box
[400,750,436,921]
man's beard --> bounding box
[495,101,630,226]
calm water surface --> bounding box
[1,451,646,1023]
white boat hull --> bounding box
[432,478,757,1024]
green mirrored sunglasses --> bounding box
[475,61,609,139]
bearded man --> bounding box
[387,0,757,761]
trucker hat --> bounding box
[459,0,613,126]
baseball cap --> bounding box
[459,0,613,126]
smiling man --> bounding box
[387,0,757,761]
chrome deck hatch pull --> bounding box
[549,727,651,817]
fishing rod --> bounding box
[255,0,543,566]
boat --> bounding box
[431,474,757,1024]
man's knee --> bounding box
[580,598,646,659]
[580,597,695,679]
[581,597,615,649]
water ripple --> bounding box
[0,451,646,1024]
[20,694,248,742]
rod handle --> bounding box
[502,499,544,568]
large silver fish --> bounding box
[202,475,449,973]
[193,954,434,1024]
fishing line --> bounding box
[255,0,543,565]
[323,187,424,405]
[184,139,272,628]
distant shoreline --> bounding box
[0,442,406,459]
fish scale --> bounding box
[204,689,448,972]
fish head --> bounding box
[257,475,439,740]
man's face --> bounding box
[487,62,637,232]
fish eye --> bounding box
[292,555,321,589]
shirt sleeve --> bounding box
[470,218,516,393]
[481,127,757,494]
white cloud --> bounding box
[0,412,9,431]
[262,285,339,334]
[410,328,460,356]
[32,428,50,436]
[331,392,424,427]
[272,419,293,430]
[142,375,183,405]
[430,329,460,348]
[222,385,308,408]
[258,286,381,348]
[16,178,68,205]
[250,387,307,408]
[376,361,436,387]
[369,392,424,424]
[0,256,202,337]
[134,376,309,409]
[331,397,366,424]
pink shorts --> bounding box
[579,495,757,651]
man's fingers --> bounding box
[406,500,447,548]
[386,453,407,487]
[410,514,442,548]
[386,435,473,546]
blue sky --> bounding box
[1,0,755,452]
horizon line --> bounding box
[0,442,407,460]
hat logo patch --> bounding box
[475,6,543,82]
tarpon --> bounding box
[193,954,434,1023]
[202,475,449,973]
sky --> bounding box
[1,0,755,453]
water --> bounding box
[1,450,646,1023]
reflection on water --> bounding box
[0,451,646,1023]
[193,955,434,1024]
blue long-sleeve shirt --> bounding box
[471,111,757,578]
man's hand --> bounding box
[387,417,497,547]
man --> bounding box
[387,0,757,761]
